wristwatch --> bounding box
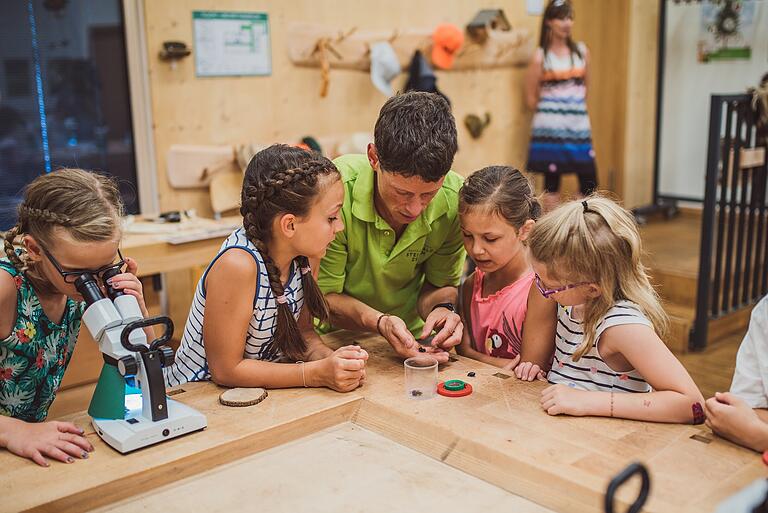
[431,302,456,313]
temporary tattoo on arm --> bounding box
[692,402,705,425]
[643,400,651,408]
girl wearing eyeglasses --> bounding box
[527,195,704,423]
[0,168,148,466]
[456,166,556,380]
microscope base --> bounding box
[92,398,207,453]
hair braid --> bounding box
[3,225,24,271]
[297,254,329,324]
[18,205,73,226]
[239,144,340,361]
[2,168,123,291]
[243,212,306,360]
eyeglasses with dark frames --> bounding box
[41,246,126,284]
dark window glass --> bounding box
[0,0,138,231]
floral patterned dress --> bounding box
[0,259,84,422]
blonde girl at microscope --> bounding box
[0,169,150,466]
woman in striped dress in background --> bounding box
[526,0,597,211]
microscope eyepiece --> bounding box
[74,273,105,305]
[102,267,125,300]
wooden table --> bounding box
[120,216,240,278]
[5,331,764,513]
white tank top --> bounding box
[547,300,653,393]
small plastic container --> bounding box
[404,356,438,400]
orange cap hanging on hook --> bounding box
[431,23,464,70]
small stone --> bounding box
[418,347,426,353]
[410,390,423,397]
[467,372,476,377]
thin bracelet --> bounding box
[610,390,615,417]
[376,313,390,336]
[296,361,307,387]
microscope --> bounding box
[76,267,207,453]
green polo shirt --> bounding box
[318,154,466,335]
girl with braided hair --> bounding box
[0,168,150,466]
[165,144,367,392]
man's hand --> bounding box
[378,314,418,357]
[420,307,463,351]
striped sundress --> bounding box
[527,43,597,179]
[547,300,653,393]
[164,228,305,387]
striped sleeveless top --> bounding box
[164,228,305,387]
[547,300,652,393]
[527,43,596,176]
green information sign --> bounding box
[193,11,271,77]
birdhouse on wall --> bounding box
[466,9,512,44]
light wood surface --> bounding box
[142,0,661,210]
[4,331,763,513]
[571,0,630,196]
[286,23,533,71]
[92,423,556,513]
[120,216,240,277]
[620,0,660,209]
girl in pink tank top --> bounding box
[457,166,556,378]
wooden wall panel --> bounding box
[143,0,541,215]
[570,0,630,195]
[142,1,658,210]
[622,0,659,209]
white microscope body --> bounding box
[77,271,206,453]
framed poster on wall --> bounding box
[698,0,759,62]
[193,11,271,77]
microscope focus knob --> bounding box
[159,346,175,367]
[117,355,138,377]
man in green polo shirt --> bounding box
[318,92,466,363]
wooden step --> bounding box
[660,301,751,354]
[709,305,752,343]
[651,268,697,308]
[663,303,695,354]
[641,214,701,310]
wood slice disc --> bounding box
[219,387,268,407]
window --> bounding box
[0,0,139,230]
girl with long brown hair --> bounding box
[165,144,367,392]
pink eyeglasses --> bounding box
[534,273,588,299]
